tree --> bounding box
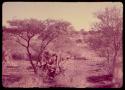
[5,18,72,74]
[35,19,72,69]
[26,19,72,81]
[80,29,87,35]
[86,7,122,87]
[5,19,45,74]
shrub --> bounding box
[2,74,22,86]
[86,74,113,83]
[31,55,38,61]
[12,53,24,60]
[93,83,114,88]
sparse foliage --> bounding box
[85,7,122,87]
[6,19,45,74]
[4,18,73,82]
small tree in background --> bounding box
[85,7,122,87]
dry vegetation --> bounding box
[2,7,122,88]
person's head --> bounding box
[44,51,49,55]
[52,53,56,56]
[52,54,57,60]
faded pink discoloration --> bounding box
[2,6,122,88]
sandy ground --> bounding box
[2,46,110,88]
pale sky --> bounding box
[2,2,122,31]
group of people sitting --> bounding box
[39,51,59,81]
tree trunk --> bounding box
[26,38,37,74]
[105,48,110,65]
[112,35,120,87]
[27,47,37,74]
[112,50,119,87]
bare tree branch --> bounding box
[15,36,27,48]
[16,40,27,48]
[18,34,28,42]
